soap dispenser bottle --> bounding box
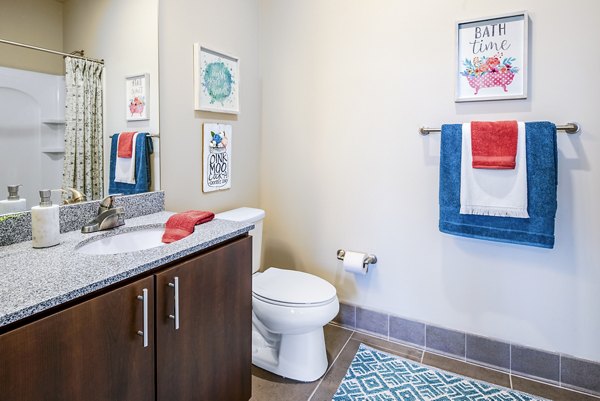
[0,185,27,214]
[31,189,60,248]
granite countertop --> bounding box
[0,211,253,328]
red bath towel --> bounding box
[471,121,518,169]
[117,131,137,158]
[162,210,215,243]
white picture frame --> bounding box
[125,73,150,120]
[194,44,240,114]
[202,123,232,192]
[455,11,528,102]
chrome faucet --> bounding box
[81,194,125,233]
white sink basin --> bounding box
[76,227,166,255]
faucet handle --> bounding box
[99,194,122,214]
[61,188,87,205]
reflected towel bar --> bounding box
[109,133,160,138]
[419,122,580,136]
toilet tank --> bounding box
[215,207,265,273]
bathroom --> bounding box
[1,0,599,400]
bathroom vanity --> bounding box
[0,212,253,401]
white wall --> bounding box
[63,0,160,193]
[0,0,64,75]
[159,0,261,212]
[259,0,600,362]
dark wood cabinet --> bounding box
[156,236,252,401]
[0,276,155,401]
[0,235,252,401]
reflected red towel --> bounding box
[471,121,518,169]
[162,210,215,243]
[117,131,137,158]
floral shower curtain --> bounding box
[62,57,104,200]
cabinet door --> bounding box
[0,276,155,401]
[156,236,252,401]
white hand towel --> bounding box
[114,132,140,184]
[460,122,529,218]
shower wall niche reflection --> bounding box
[0,66,65,211]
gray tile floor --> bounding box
[250,324,600,401]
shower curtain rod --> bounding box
[0,38,104,64]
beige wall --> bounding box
[159,0,261,212]
[63,0,160,193]
[259,0,600,362]
[0,0,64,74]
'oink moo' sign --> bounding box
[456,12,528,101]
[202,123,232,192]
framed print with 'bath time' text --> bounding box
[456,12,528,102]
[125,73,149,120]
[194,44,239,114]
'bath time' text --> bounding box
[469,23,512,54]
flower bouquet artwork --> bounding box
[128,96,145,118]
[461,53,519,95]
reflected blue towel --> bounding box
[109,133,153,195]
[439,122,557,248]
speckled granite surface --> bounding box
[0,212,31,246]
[0,191,165,246]
[0,211,253,328]
[60,191,165,233]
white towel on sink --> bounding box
[114,132,140,184]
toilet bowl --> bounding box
[252,267,339,381]
[216,208,340,382]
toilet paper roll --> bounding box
[343,251,368,275]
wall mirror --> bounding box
[0,0,160,216]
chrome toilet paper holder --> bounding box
[337,249,378,267]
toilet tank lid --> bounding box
[215,207,265,223]
[253,267,337,305]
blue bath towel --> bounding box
[439,122,557,248]
[109,133,153,195]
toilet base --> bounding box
[252,324,329,382]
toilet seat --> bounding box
[253,267,337,307]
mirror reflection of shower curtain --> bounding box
[62,57,104,200]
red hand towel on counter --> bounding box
[117,131,137,158]
[162,210,215,243]
[471,121,518,169]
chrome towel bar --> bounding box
[419,122,580,136]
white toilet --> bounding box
[216,207,339,382]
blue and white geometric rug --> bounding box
[333,344,548,400]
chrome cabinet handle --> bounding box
[136,288,148,347]
[168,277,180,330]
